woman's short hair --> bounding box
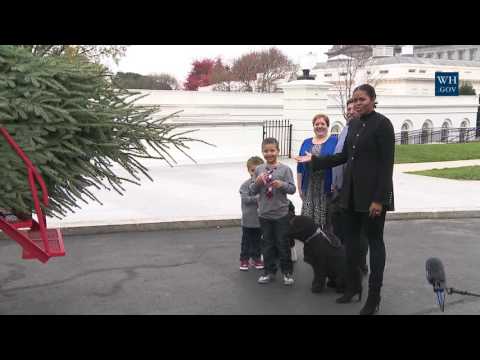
[354,84,376,100]
[312,114,330,127]
[353,84,378,108]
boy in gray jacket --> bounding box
[239,156,265,271]
[250,138,296,285]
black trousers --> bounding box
[342,208,386,291]
[259,215,292,275]
[240,227,262,261]
[330,193,368,268]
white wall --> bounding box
[131,88,478,164]
[130,89,283,123]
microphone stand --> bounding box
[447,287,480,298]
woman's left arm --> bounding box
[373,117,395,205]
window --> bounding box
[470,48,478,60]
[331,125,341,135]
[419,69,426,73]
[366,71,372,75]
[460,120,469,143]
[339,72,347,76]
[324,73,332,77]
[408,69,416,73]
[379,70,389,74]
[401,123,409,144]
[441,122,449,143]
[421,121,433,144]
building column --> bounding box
[279,79,331,156]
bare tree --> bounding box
[255,47,296,93]
[149,73,180,90]
[231,52,261,92]
[210,58,235,91]
[330,53,382,119]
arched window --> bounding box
[401,122,410,145]
[460,120,469,143]
[421,120,433,144]
[331,124,342,136]
[441,121,450,143]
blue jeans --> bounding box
[259,215,292,275]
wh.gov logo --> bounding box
[435,72,459,96]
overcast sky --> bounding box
[106,45,332,84]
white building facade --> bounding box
[131,84,478,164]
[312,49,480,97]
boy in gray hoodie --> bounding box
[250,138,296,285]
[239,156,265,271]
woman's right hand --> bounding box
[295,152,312,163]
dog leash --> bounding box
[304,228,322,245]
[305,227,343,248]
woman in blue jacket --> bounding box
[297,114,338,229]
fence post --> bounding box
[288,123,293,158]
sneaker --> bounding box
[239,260,249,271]
[258,273,275,284]
[291,247,298,262]
[253,259,264,270]
[283,273,295,286]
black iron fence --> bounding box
[263,119,293,158]
[395,127,479,145]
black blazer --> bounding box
[311,111,395,212]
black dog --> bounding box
[288,201,296,249]
[288,215,346,293]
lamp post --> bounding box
[297,52,317,80]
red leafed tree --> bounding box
[184,59,216,90]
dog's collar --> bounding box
[304,228,322,244]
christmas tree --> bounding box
[0,45,205,219]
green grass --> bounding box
[395,142,480,164]
[407,166,480,180]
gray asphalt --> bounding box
[1,218,480,315]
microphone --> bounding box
[425,257,480,313]
[425,257,446,312]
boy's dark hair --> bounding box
[261,137,279,150]
[247,156,264,168]
[346,98,354,106]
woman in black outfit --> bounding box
[295,84,395,315]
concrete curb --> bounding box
[2,211,480,240]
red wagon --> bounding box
[0,128,65,263]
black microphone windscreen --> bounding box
[426,257,446,287]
